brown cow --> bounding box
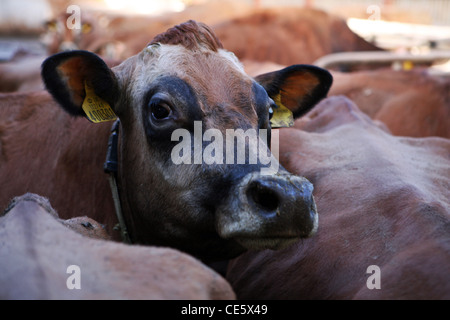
[2,193,110,241]
[226,96,450,299]
[0,21,332,262]
[213,7,381,66]
[42,1,255,60]
[42,6,379,65]
[0,193,234,300]
[43,10,110,55]
[0,51,119,94]
[0,54,45,93]
[0,90,118,231]
[330,69,450,138]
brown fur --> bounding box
[43,6,379,64]
[3,193,110,240]
[0,91,119,237]
[227,96,450,299]
[42,1,255,60]
[0,193,235,299]
[330,69,450,138]
[57,57,88,106]
[150,20,223,52]
[213,7,381,66]
[0,54,45,93]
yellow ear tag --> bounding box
[82,81,117,123]
[403,60,414,71]
[270,93,294,128]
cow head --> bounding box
[43,11,96,54]
[42,10,125,60]
[42,20,332,261]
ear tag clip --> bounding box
[270,93,294,128]
[82,81,117,123]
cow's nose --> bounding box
[246,179,281,215]
[216,172,318,251]
[246,175,316,223]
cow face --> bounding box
[42,20,332,261]
[43,11,96,54]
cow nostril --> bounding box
[247,181,279,213]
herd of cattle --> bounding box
[0,2,449,300]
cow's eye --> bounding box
[150,101,172,120]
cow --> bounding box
[329,69,450,138]
[0,193,235,300]
[226,96,450,299]
[212,7,381,66]
[0,51,120,93]
[0,20,332,263]
[246,63,450,139]
[42,10,130,60]
[41,6,379,65]
[0,54,46,93]
[41,1,255,60]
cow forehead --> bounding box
[134,44,255,106]
[144,43,246,73]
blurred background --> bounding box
[1,0,449,91]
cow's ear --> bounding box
[255,65,332,126]
[41,50,119,122]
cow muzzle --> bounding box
[216,171,318,251]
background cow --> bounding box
[0,193,235,299]
[40,5,379,63]
[246,63,450,139]
[0,5,380,94]
[330,69,450,138]
[226,96,450,299]
[0,53,46,93]
[40,0,256,60]
[213,7,381,66]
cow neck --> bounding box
[104,119,132,244]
